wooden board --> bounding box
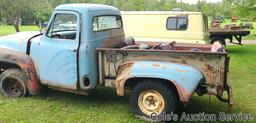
[209,29,250,36]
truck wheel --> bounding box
[129,80,179,121]
[0,69,28,97]
[211,37,226,46]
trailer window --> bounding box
[167,17,188,30]
[93,15,122,32]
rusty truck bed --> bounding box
[97,42,232,105]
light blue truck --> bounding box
[0,4,233,121]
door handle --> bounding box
[67,48,77,52]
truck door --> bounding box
[38,11,80,90]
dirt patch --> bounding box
[227,40,256,45]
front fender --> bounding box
[0,48,40,95]
[115,61,204,102]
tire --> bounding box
[0,69,28,97]
[129,80,179,121]
[211,37,226,46]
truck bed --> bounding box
[97,42,229,98]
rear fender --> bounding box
[0,48,40,95]
[115,61,204,102]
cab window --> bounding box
[167,17,188,30]
[47,13,77,40]
[93,15,122,32]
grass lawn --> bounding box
[0,25,39,36]
[243,34,256,40]
[0,45,255,123]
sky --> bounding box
[178,0,223,4]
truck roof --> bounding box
[55,4,119,12]
[121,11,203,15]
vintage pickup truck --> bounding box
[0,4,233,121]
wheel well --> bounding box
[124,77,179,99]
[0,62,21,74]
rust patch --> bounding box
[175,68,189,73]
[170,60,187,64]
[202,64,216,85]
[152,64,160,68]
[19,62,41,95]
[115,61,134,96]
[41,79,77,90]
[170,80,192,102]
[48,85,88,95]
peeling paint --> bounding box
[98,46,231,105]
[114,61,203,103]
[0,48,41,95]
[152,64,160,68]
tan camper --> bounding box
[121,11,210,44]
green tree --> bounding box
[0,0,48,32]
[233,0,256,20]
[33,1,53,23]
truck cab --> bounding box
[29,4,125,91]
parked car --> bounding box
[42,21,49,27]
[240,20,254,29]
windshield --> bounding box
[46,13,78,40]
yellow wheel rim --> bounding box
[138,90,165,116]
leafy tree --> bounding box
[222,0,232,18]
[0,0,24,31]
[33,1,53,23]
[233,0,256,20]
[0,0,49,32]
[1,0,256,31]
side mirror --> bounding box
[39,21,49,33]
[42,21,49,28]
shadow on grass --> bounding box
[31,87,250,115]
[33,87,130,107]
[1,85,252,123]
